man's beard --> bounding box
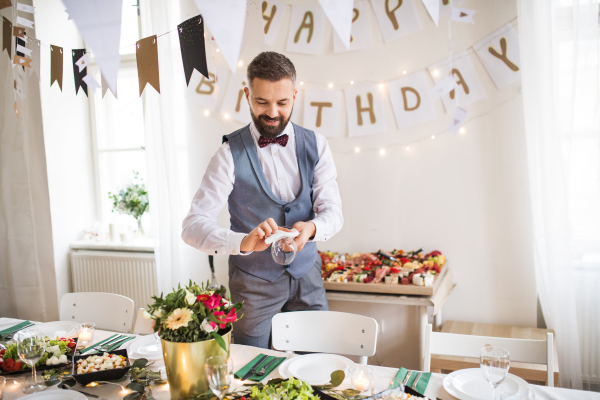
[250,107,293,139]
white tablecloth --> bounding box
[1,318,598,400]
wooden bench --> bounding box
[431,320,559,386]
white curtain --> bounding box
[518,0,600,389]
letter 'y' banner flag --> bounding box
[178,14,209,86]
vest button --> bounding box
[284,207,291,213]
[284,265,290,269]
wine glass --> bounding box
[15,330,46,394]
[138,331,161,355]
[204,356,234,400]
[480,346,510,400]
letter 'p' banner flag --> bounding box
[72,48,88,96]
[178,14,208,86]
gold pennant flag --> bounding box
[2,16,11,59]
[13,26,25,38]
[136,35,160,96]
[13,55,32,67]
[50,45,63,91]
[0,0,12,10]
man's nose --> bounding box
[266,104,279,118]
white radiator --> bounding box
[70,250,158,318]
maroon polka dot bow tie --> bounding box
[258,134,289,148]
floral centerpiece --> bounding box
[108,171,149,235]
[144,281,242,399]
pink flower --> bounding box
[196,294,210,302]
[214,308,237,329]
[203,294,221,311]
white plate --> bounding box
[123,335,163,360]
[19,390,87,400]
[23,322,77,340]
[281,354,354,385]
[443,369,530,400]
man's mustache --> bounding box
[260,115,282,122]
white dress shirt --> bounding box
[182,121,343,256]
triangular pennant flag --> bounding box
[16,16,34,28]
[16,3,35,13]
[75,53,90,73]
[446,107,467,134]
[0,0,11,10]
[13,55,31,67]
[3,17,12,59]
[178,14,209,86]
[421,0,439,26]
[101,74,117,99]
[27,37,40,80]
[82,74,101,92]
[193,0,247,72]
[62,0,123,96]
[449,7,476,23]
[50,45,63,90]
[136,35,160,95]
[72,48,88,96]
[318,0,353,50]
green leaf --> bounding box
[127,382,146,393]
[343,389,362,397]
[132,358,149,369]
[212,332,228,353]
[329,370,345,388]
[124,392,143,400]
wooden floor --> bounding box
[431,320,559,387]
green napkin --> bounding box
[389,367,431,396]
[80,334,120,354]
[0,320,32,337]
[235,354,286,381]
[107,336,136,352]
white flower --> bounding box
[165,308,194,330]
[142,311,153,320]
[185,290,196,305]
[153,309,163,318]
[201,319,216,333]
[222,299,232,308]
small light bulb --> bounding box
[379,149,386,156]
[216,48,220,52]
[459,127,466,134]
[238,60,243,67]
[433,69,439,76]
[204,110,210,116]
[300,82,304,85]
[403,70,407,74]
[379,83,384,89]
[431,135,435,139]
[354,147,360,153]
[224,114,230,120]
[328,83,333,88]
[350,81,354,85]
[406,146,410,151]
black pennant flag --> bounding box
[178,14,208,86]
[72,48,88,96]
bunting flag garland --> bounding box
[473,24,521,90]
[16,16,34,29]
[136,35,160,96]
[262,0,286,47]
[50,45,63,91]
[2,16,12,59]
[344,83,387,137]
[72,48,88,95]
[220,73,250,124]
[333,0,371,54]
[421,0,440,27]
[101,74,117,99]
[178,15,209,86]
[0,0,12,10]
[16,43,31,56]
[14,101,19,119]
[286,5,327,55]
[430,76,456,100]
[26,37,40,79]
[82,74,101,92]
[318,0,353,51]
[371,0,422,43]
[13,55,31,67]
[387,71,437,130]
[16,3,34,13]
[446,107,468,134]
[303,89,343,138]
[185,65,230,113]
[449,8,476,24]
[63,0,122,96]
[75,53,90,73]
[13,26,25,38]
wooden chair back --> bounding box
[60,292,135,333]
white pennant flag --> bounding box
[430,76,456,99]
[450,7,476,24]
[62,0,122,96]
[17,3,35,13]
[75,53,90,73]
[26,38,40,80]
[16,16,34,28]
[194,0,247,73]
[101,74,118,99]
[82,74,102,92]
[318,0,353,50]
[446,107,467,134]
[16,44,32,56]
[421,0,439,26]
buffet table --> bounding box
[1,318,598,400]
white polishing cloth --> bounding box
[265,229,300,245]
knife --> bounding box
[62,386,99,398]
[242,354,269,380]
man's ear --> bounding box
[293,88,298,101]
[244,87,250,102]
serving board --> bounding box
[324,266,449,296]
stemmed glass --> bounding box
[480,346,510,400]
[15,330,46,394]
[138,332,161,354]
[204,356,234,400]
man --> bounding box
[182,51,343,348]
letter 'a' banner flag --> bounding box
[178,14,209,86]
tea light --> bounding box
[76,322,95,345]
[350,365,374,393]
[354,377,370,391]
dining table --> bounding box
[1,318,598,400]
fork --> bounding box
[256,357,281,376]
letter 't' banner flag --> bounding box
[72,48,88,96]
[50,45,63,91]
[136,35,161,96]
[178,14,209,86]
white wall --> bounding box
[180,0,536,368]
[34,0,98,309]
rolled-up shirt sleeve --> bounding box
[310,134,343,241]
[181,143,250,256]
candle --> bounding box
[79,331,92,342]
[354,377,370,391]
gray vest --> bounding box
[223,123,320,282]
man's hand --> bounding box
[292,221,316,252]
[240,218,279,253]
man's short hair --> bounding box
[247,51,296,87]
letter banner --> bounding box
[387,71,437,130]
[344,83,386,137]
[286,5,327,55]
[262,0,287,47]
[318,0,353,51]
[303,89,344,138]
[333,1,372,54]
[371,0,421,43]
[473,23,521,90]
[220,72,251,124]
[428,50,486,114]
[186,65,230,113]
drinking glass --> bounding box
[15,330,46,394]
[0,376,6,400]
[204,356,234,400]
[138,332,161,354]
[271,227,298,265]
[350,365,374,393]
[480,346,510,400]
[76,322,95,346]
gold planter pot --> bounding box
[161,329,231,400]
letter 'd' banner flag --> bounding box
[178,14,208,86]
[136,35,160,96]
[72,48,88,96]
[50,45,63,90]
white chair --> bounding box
[60,292,135,333]
[271,311,378,365]
[132,308,155,335]
[423,324,554,386]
